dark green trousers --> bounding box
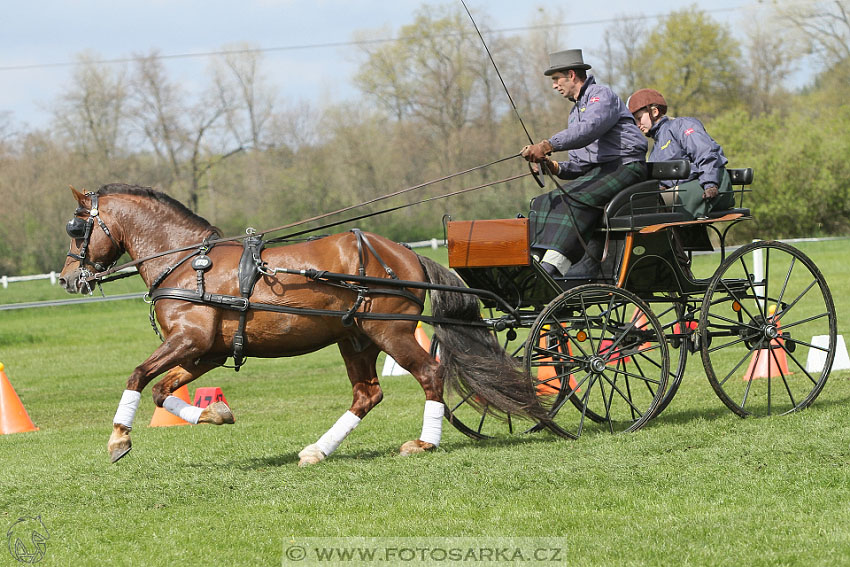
[530,161,647,263]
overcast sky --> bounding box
[2,0,751,130]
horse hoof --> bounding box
[199,401,235,425]
[110,445,132,463]
[399,440,436,456]
[108,424,132,463]
[298,444,326,467]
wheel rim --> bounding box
[699,241,837,417]
[525,284,669,438]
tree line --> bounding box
[1,1,848,275]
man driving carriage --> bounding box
[520,49,648,277]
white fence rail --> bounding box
[1,239,446,289]
[2,272,59,288]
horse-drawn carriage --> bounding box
[58,159,838,464]
[441,160,838,440]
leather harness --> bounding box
[148,229,426,371]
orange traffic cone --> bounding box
[0,362,39,435]
[743,305,791,381]
[149,384,192,427]
[414,322,431,352]
[535,326,578,395]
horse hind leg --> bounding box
[399,353,444,457]
[298,340,383,466]
[373,328,444,457]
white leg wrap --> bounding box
[419,400,445,446]
[163,395,203,424]
[113,390,141,429]
[542,249,572,275]
[314,411,362,457]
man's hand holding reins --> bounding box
[521,139,553,163]
[529,158,559,176]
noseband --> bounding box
[66,192,123,290]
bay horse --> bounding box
[58,184,546,465]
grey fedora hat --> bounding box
[543,48,592,76]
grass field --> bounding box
[1,240,849,566]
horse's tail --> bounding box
[417,255,548,422]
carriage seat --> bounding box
[606,163,756,230]
[606,160,692,230]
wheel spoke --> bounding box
[600,371,646,418]
[769,347,797,409]
[773,252,795,311]
[717,342,758,388]
[775,279,818,320]
[630,354,659,399]
[623,363,638,421]
[781,341,822,386]
[476,405,489,435]
[451,389,478,414]
[733,253,764,319]
[778,310,830,331]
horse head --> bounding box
[59,184,220,294]
[59,186,125,294]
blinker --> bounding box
[66,217,88,238]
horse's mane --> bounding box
[97,183,222,236]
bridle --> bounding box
[66,192,123,292]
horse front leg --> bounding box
[150,362,234,426]
[108,335,209,463]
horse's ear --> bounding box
[69,185,87,205]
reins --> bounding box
[90,157,529,283]
[267,171,530,243]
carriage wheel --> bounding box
[525,284,669,438]
[431,330,546,440]
[699,240,837,417]
[648,298,691,417]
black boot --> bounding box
[540,261,562,277]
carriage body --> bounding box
[441,162,838,439]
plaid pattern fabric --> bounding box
[530,161,647,262]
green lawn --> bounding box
[1,239,849,566]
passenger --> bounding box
[627,88,734,218]
[520,49,648,277]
